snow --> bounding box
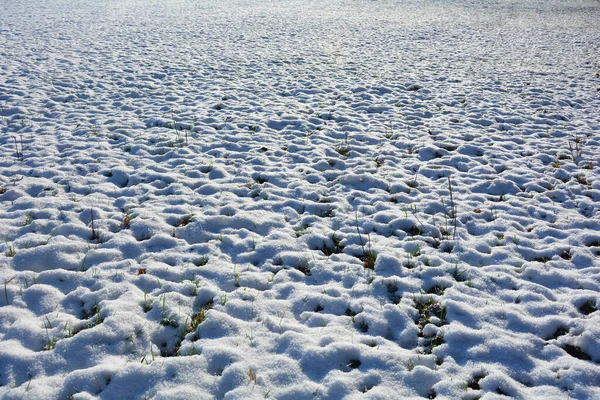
[1,0,600,398]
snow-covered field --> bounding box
[1,0,599,398]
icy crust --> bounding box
[1,0,600,398]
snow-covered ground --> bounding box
[1,0,599,398]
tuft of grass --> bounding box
[190,302,212,332]
[336,146,351,157]
[451,262,466,281]
[90,124,100,136]
[414,295,447,353]
[89,208,99,241]
[13,135,24,162]
[5,243,16,257]
[195,255,209,266]
[361,238,376,269]
[176,213,193,227]
[582,161,593,170]
[88,303,104,328]
[296,259,311,276]
[142,290,152,312]
[63,321,74,338]
[245,328,255,346]
[159,295,178,328]
[576,174,589,186]
[447,177,458,240]
[414,296,446,326]
[568,134,584,161]
[354,212,376,269]
[295,223,308,238]
[321,233,345,256]
[4,277,15,305]
[43,335,57,351]
[248,368,257,383]
[24,211,33,226]
[42,316,57,350]
[404,246,421,269]
[233,265,241,287]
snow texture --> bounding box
[1,0,600,398]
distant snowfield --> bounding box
[1,0,599,398]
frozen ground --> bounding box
[1,0,600,398]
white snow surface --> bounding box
[1,0,600,398]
